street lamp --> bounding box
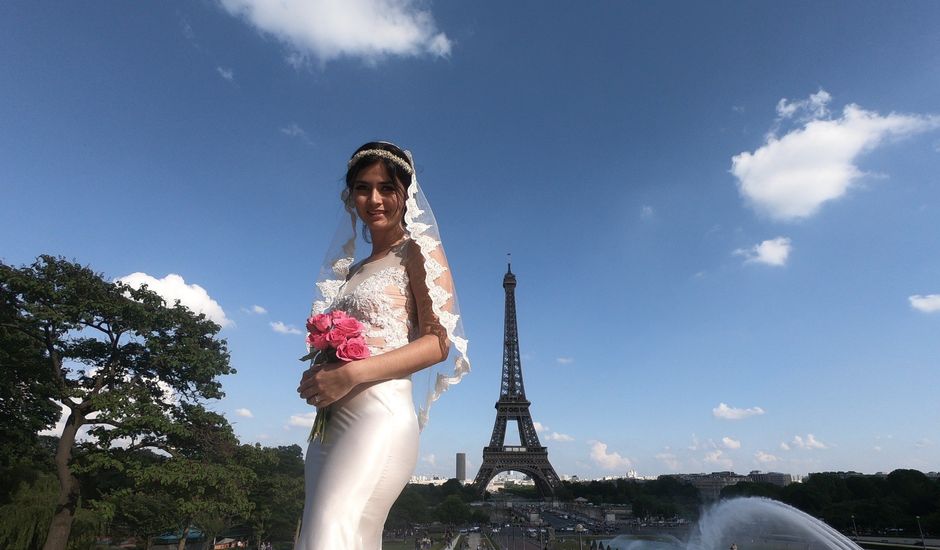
[576,524,585,550]
[916,516,926,549]
[851,514,858,538]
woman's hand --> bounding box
[297,361,359,408]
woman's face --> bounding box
[351,161,405,237]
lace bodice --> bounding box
[330,243,418,358]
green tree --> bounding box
[109,489,176,550]
[236,444,305,549]
[132,405,253,550]
[0,324,59,475]
[388,486,431,528]
[0,474,103,550]
[0,256,234,550]
[436,495,471,525]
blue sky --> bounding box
[3,1,939,479]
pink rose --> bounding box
[336,337,371,361]
[325,329,347,348]
[332,316,363,338]
[307,313,332,333]
[307,332,330,351]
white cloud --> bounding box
[692,437,727,452]
[779,442,791,451]
[704,449,734,469]
[235,408,254,418]
[656,452,680,471]
[873,446,883,452]
[41,393,163,451]
[909,294,940,313]
[243,304,268,315]
[288,412,317,427]
[641,205,654,220]
[722,437,741,450]
[219,0,452,64]
[179,16,196,41]
[712,402,766,420]
[532,422,570,441]
[39,400,72,437]
[116,272,233,327]
[734,237,792,267]
[271,321,303,335]
[755,450,779,464]
[791,434,828,450]
[280,123,314,146]
[556,357,574,365]
[216,66,235,82]
[588,440,632,470]
[915,438,932,448]
[776,89,832,121]
[422,453,437,467]
[732,90,940,221]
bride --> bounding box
[295,141,471,549]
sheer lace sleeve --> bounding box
[402,238,470,430]
[405,240,450,358]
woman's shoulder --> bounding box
[401,237,422,258]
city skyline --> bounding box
[2,2,939,478]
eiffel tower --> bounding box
[472,263,561,497]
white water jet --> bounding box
[605,497,862,550]
[688,497,861,550]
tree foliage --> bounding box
[236,444,305,547]
[550,477,700,519]
[721,470,940,535]
[0,256,234,550]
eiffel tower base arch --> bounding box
[472,447,561,498]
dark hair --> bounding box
[344,141,413,193]
[344,141,414,238]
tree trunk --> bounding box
[294,516,302,547]
[42,408,83,550]
[177,525,190,550]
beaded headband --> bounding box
[347,148,414,176]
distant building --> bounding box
[410,475,449,486]
[748,471,795,487]
[456,453,467,481]
[666,472,749,500]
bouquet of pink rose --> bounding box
[300,310,371,443]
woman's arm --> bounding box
[297,333,445,407]
[297,241,452,408]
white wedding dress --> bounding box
[295,241,429,550]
